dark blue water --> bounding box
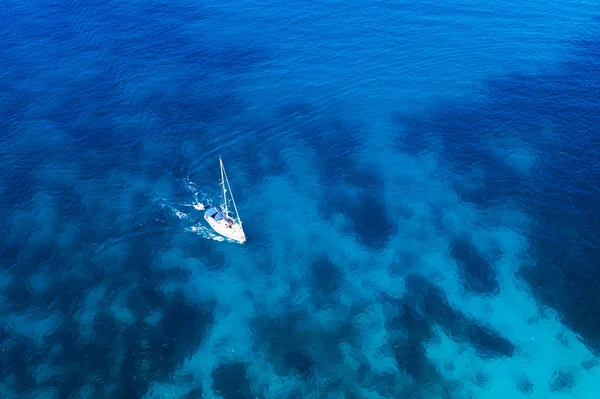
[1,0,599,397]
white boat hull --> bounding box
[204,207,246,243]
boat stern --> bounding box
[204,207,246,243]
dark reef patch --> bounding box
[250,310,358,383]
[319,165,397,250]
[581,358,598,370]
[472,371,489,388]
[517,378,534,395]
[449,238,499,296]
[212,362,254,399]
[379,291,456,399]
[390,301,437,381]
[311,253,344,299]
[284,349,314,380]
[404,274,515,359]
[390,109,436,156]
[0,334,45,396]
[549,370,575,392]
[277,103,397,249]
[183,387,204,399]
[157,292,216,367]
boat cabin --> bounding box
[205,206,235,227]
[205,206,223,221]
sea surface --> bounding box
[1,0,600,398]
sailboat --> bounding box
[203,157,246,243]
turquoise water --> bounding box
[1,0,600,398]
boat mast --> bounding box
[220,156,228,216]
[220,158,242,226]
